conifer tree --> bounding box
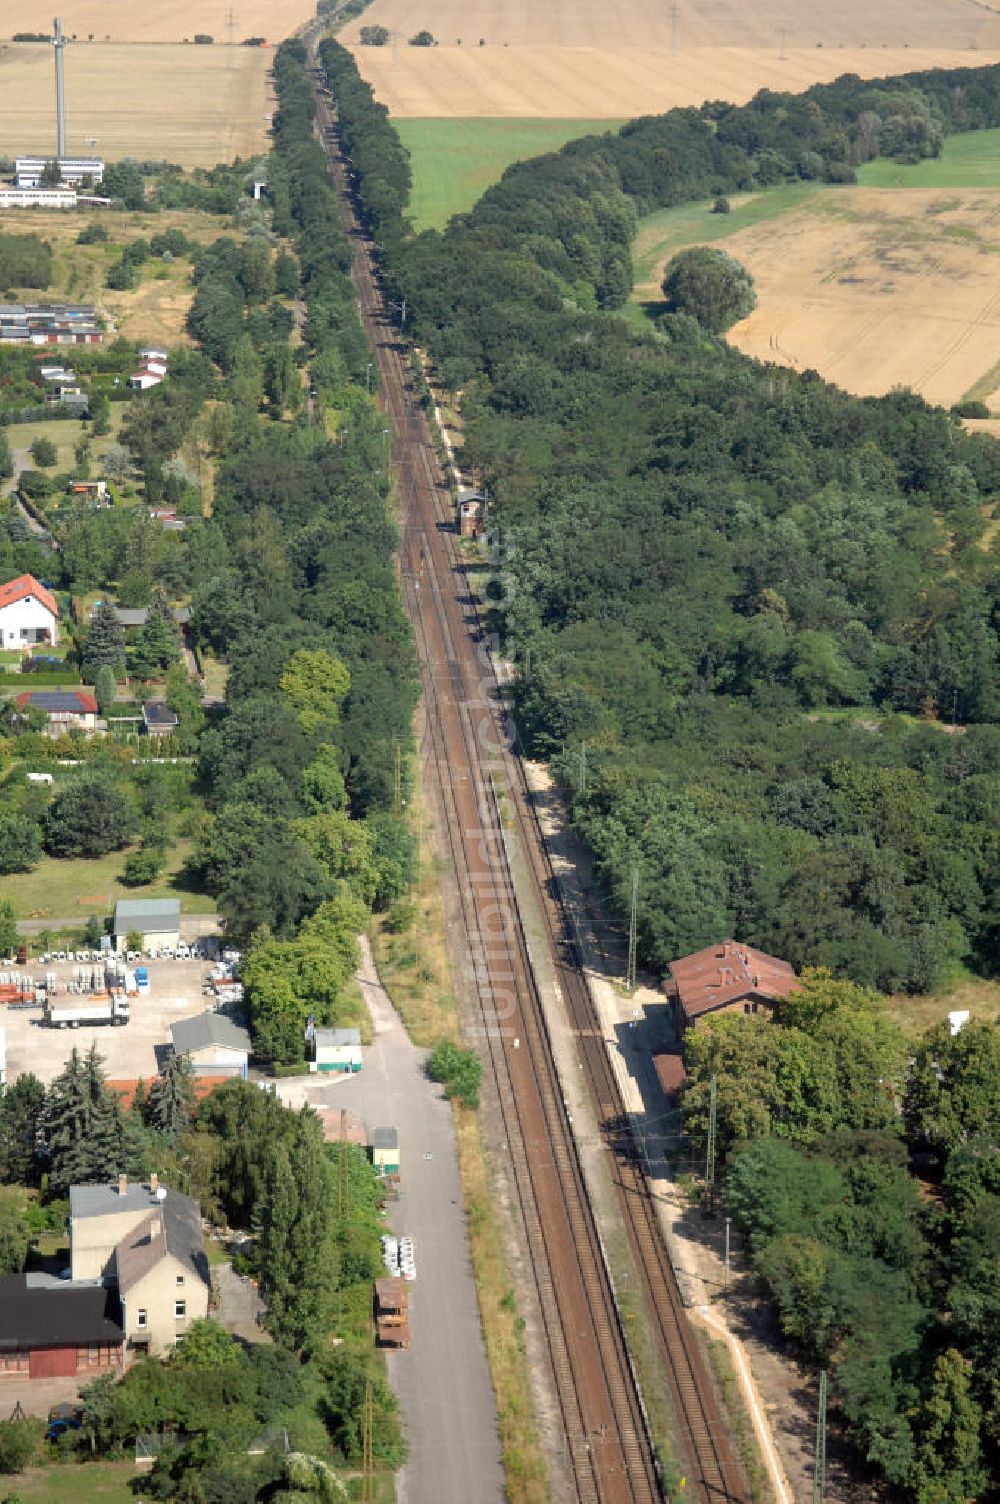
[147,1053,196,1143]
[41,1045,144,1192]
[82,602,126,681]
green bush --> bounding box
[427,1041,482,1109]
[951,399,990,419]
[0,1419,42,1473]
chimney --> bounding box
[118,1173,127,1196]
[149,1172,158,1196]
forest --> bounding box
[322,37,1000,994]
[319,41,1000,1499]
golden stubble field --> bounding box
[0,42,275,167]
[343,0,1000,117]
[1,0,313,45]
[636,189,1000,410]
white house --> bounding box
[170,1012,251,1079]
[0,574,59,649]
[15,156,104,188]
[313,1027,362,1073]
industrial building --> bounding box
[0,303,103,346]
[113,898,181,952]
[170,1012,251,1079]
[0,186,76,209]
[15,156,104,189]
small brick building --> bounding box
[666,940,799,1034]
[0,1275,123,1379]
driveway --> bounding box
[279,939,503,1504]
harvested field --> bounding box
[1,0,309,45]
[633,187,1000,410]
[345,44,1000,120]
[344,0,1000,118]
[0,42,274,167]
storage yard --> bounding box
[1,950,231,1084]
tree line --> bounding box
[321,39,1000,992]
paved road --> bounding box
[280,939,504,1504]
[3,448,52,539]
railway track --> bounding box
[308,62,748,1504]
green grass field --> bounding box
[11,1463,137,1502]
[0,840,210,922]
[857,126,1000,188]
[397,118,625,230]
[4,411,124,472]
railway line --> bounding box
[309,60,748,1504]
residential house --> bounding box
[370,1126,399,1178]
[313,1027,362,1073]
[142,700,179,737]
[170,1011,251,1079]
[67,1176,210,1358]
[666,940,799,1034]
[0,1274,123,1378]
[0,573,59,648]
[115,1194,210,1356]
[113,897,181,951]
[15,689,99,737]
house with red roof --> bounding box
[0,574,59,650]
[15,689,99,737]
[666,940,800,1034]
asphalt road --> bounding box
[281,939,504,1504]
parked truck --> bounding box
[44,995,130,1029]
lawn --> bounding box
[4,411,124,474]
[857,126,1000,188]
[0,840,211,922]
[396,118,625,230]
[11,1463,137,1502]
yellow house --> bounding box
[115,1199,210,1356]
[69,1176,211,1357]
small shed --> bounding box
[374,1277,409,1348]
[370,1126,399,1178]
[170,1012,250,1079]
[457,488,485,539]
[313,1027,362,1073]
[114,898,181,951]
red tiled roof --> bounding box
[15,689,97,714]
[669,940,799,1022]
[0,573,58,618]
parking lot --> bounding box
[2,955,221,1084]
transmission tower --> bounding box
[227,6,236,66]
[704,1074,718,1209]
[812,1370,828,1504]
[626,867,639,992]
[670,0,679,53]
[361,1380,375,1504]
[393,740,402,817]
[779,26,787,60]
[578,740,587,798]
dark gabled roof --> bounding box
[0,1275,123,1350]
[115,1192,210,1295]
[142,700,179,728]
[171,1011,251,1056]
